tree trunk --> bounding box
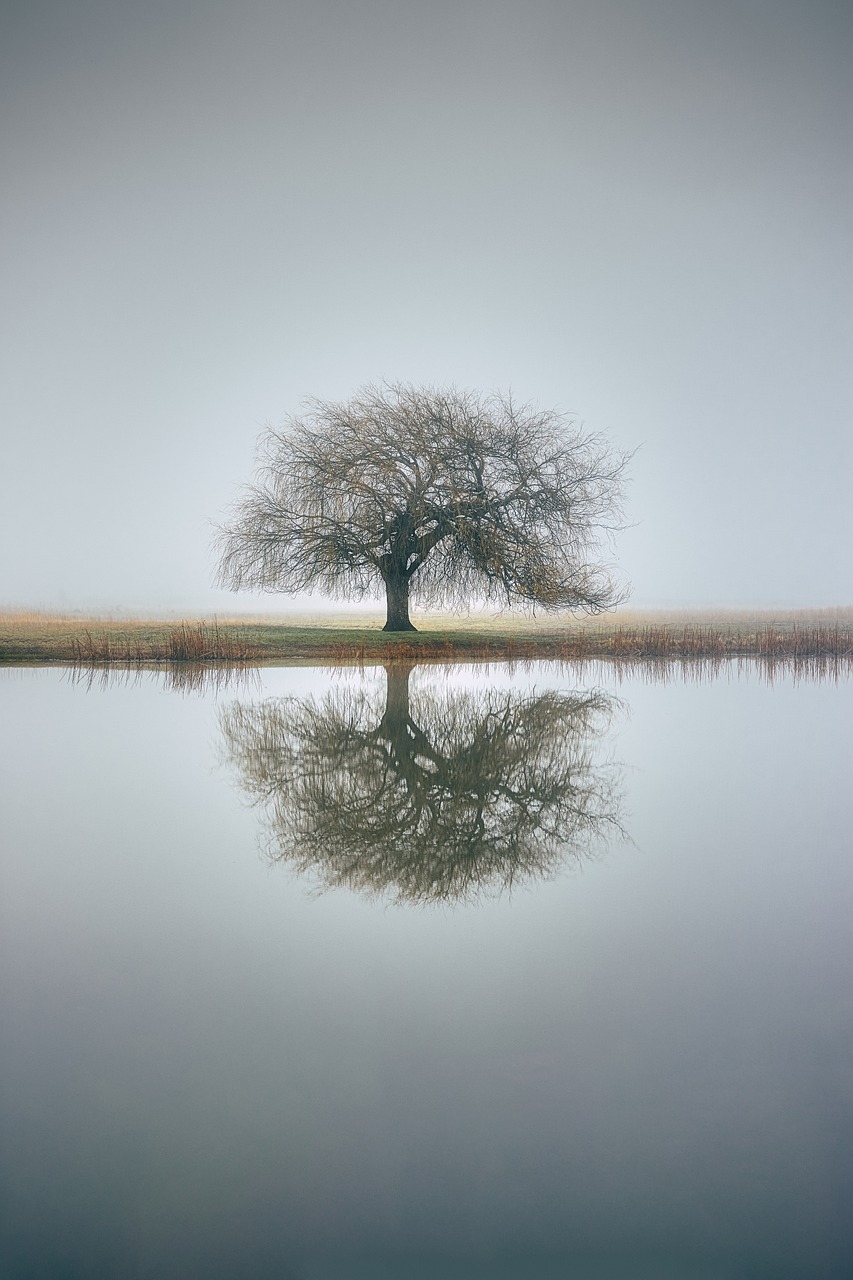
[383,573,417,631]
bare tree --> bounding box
[220,664,624,905]
[216,383,630,631]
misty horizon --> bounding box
[1,0,850,615]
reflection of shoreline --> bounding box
[221,664,625,905]
[60,647,853,698]
[65,663,261,695]
[567,652,853,686]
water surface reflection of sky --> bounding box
[1,664,851,1279]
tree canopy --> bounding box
[216,383,630,630]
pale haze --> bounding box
[1,0,850,614]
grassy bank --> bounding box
[2,608,852,670]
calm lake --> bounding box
[1,663,851,1280]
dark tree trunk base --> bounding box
[382,619,418,632]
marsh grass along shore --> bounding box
[2,608,852,676]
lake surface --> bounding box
[1,662,852,1280]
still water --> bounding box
[1,663,851,1279]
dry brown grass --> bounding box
[0,615,263,665]
[69,621,258,665]
[320,621,853,668]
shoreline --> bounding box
[2,610,852,668]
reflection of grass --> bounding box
[2,607,852,671]
[67,661,261,695]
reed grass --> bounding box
[321,621,853,665]
[67,620,258,665]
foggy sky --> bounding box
[1,0,850,613]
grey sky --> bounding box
[1,0,850,612]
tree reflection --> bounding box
[220,664,623,904]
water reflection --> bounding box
[221,663,623,904]
[66,662,261,695]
